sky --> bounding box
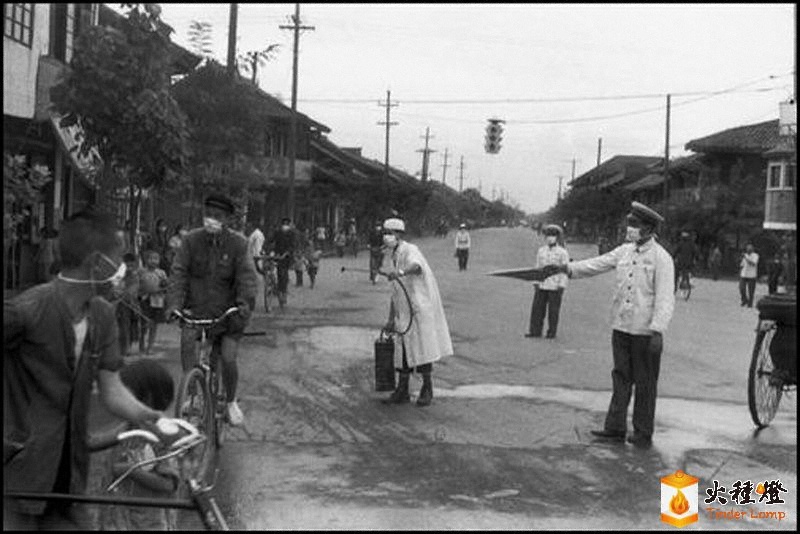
[141,3,794,214]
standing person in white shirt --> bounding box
[526,224,569,339]
[454,223,471,271]
[543,202,674,448]
[739,243,759,307]
[246,220,266,274]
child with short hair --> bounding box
[138,250,168,355]
[100,360,179,530]
[307,248,322,289]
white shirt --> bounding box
[535,244,569,290]
[740,252,759,279]
[454,230,471,250]
[247,228,265,259]
[567,238,675,335]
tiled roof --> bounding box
[569,155,662,188]
[684,119,780,154]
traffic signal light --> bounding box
[485,119,504,154]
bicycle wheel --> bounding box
[747,322,782,428]
[210,359,227,449]
[175,368,214,482]
[679,276,691,301]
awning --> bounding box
[49,114,101,181]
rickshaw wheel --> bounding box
[747,322,782,428]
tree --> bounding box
[49,3,190,253]
[3,155,52,288]
[238,44,280,85]
[187,20,214,58]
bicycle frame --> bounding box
[4,420,229,530]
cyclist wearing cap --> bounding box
[167,194,257,427]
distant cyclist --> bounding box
[167,194,257,426]
[672,231,698,292]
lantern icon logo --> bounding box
[660,470,699,527]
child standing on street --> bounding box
[138,250,168,355]
[307,247,322,289]
[99,360,179,530]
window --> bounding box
[785,163,796,189]
[768,164,782,189]
[4,3,34,47]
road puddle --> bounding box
[436,383,797,465]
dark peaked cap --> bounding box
[204,194,235,214]
[629,201,664,227]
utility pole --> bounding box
[441,148,450,185]
[596,138,602,167]
[377,89,399,182]
[280,3,314,221]
[663,93,671,211]
[416,127,435,182]
[227,3,238,76]
[458,156,465,193]
[571,157,576,181]
[557,175,563,201]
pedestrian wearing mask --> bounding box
[268,217,297,306]
[526,224,569,339]
[542,202,674,448]
[381,218,453,407]
[454,223,471,271]
[4,208,169,529]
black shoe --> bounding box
[545,333,556,339]
[590,429,626,441]
[627,435,653,448]
[524,333,541,338]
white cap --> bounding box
[383,218,406,232]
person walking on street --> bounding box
[739,243,759,307]
[454,223,471,271]
[526,224,569,339]
[542,201,674,448]
[368,221,385,284]
[4,208,169,530]
[138,250,168,355]
[116,252,141,357]
[672,231,698,292]
[267,217,297,306]
[381,218,453,407]
[167,194,257,427]
[246,220,266,274]
[708,244,722,281]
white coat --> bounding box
[389,240,453,367]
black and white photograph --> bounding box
[3,3,796,530]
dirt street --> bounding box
[90,227,796,530]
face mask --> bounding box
[546,236,557,245]
[281,225,291,232]
[383,234,397,248]
[58,252,127,289]
[625,226,642,242]
[204,217,223,233]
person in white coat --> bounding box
[382,217,453,406]
[454,223,471,271]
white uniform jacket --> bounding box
[389,241,454,367]
[567,237,674,335]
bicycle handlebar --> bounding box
[172,307,240,327]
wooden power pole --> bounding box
[377,90,398,182]
[280,3,314,221]
[416,127,435,182]
[441,148,450,185]
[663,93,671,211]
[458,156,465,193]
[227,4,238,76]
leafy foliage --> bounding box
[3,154,51,246]
[187,20,214,57]
[49,3,190,189]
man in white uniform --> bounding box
[543,202,674,448]
[382,218,453,407]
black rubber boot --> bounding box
[383,371,410,404]
[416,372,433,407]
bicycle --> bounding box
[747,293,796,429]
[173,306,240,480]
[4,418,230,530]
[676,269,692,301]
[255,254,280,313]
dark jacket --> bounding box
[168,227,257,318]
[4,283,123,514]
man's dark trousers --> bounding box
[603,330,662,438]
[739,277,756,307]
[528,287,563,337]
